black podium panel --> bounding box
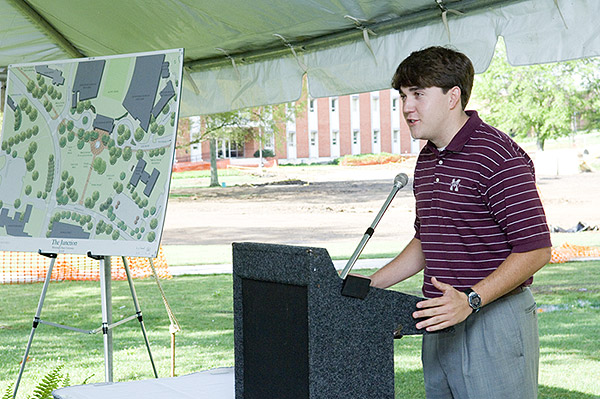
[241,279,309,399]
[233,242,427,399]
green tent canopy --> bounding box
[1,0,600,116]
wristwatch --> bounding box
[464,288,482,313]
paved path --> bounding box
[168,257,393,276]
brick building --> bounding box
[175,88,422,166]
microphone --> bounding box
[339,172,410,281]
[393,173,409,189]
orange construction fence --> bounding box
[1,242,597,284]
[0,247,171,284]
[549,242,600,264]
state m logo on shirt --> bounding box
[450,178,461,192]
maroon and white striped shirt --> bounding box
[414,111,551,298]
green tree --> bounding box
[25,80,35,93]
[13,108,22,131]
[134,127,145,142]
[92,157,107,175]
[190,101,302,186]
[471,39,600,150]
[29,108,38,122]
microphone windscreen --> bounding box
[394,173,409,188]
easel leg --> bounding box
[99,257,113,382]
[121,256,158,378]
[148,257,181,377]
[13,256,56,399]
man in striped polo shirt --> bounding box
[369,46,552,398]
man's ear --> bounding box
[448,86,462,110]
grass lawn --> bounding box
[162,231,600,266]
[170,168,275,189]
[1,260,599,398]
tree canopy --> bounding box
[471,39,600,150]
[190,101,303,186]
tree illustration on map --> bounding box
[0,49,183,257]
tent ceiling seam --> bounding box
[5,0,85,60]
[184,0,524,72]
[273,34,308,72]
[344,15,378,64]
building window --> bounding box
[287,103,297,122]
[373,130,379,144]
[351,95,359,113]
[217,139,243,158]
[352,130,359,145]
[331,98,337,112]
[372,96,379,112]
[310,131,317,146]
[288,131,296,147]
[392,97,399,112]
[309,99,315,113]
[332,130,338,146]
[393,129,399,143]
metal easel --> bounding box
[13,251,158,398]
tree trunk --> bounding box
[536,136,545,152]
[258,129,264,169]
[209,138,220,187]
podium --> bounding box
[233,242,428,399]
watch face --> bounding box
[469,292,482,308]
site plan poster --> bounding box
[0,48,184,258]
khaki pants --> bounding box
[422,288,539,399]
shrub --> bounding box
[253,148,275,158]
[337,153,407,166]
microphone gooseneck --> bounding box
[339,173,410,280]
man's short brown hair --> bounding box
[392,46,474,109]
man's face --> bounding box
[399,86,453,145]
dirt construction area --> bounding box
[161,160,600,250]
